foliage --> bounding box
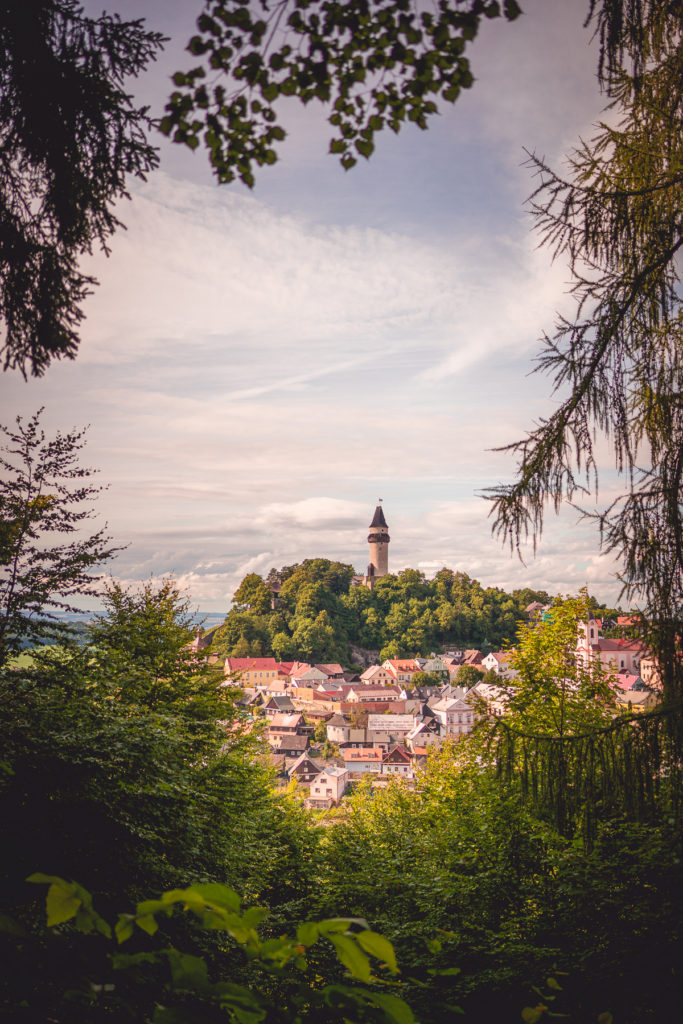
[164,0,522,186]
[455,664,484,687]
[19,875,414,1024]
[315,741,683,1023]
[486,0,683,701]
[0,409,119,666]
[0,0,163,376]
[505,592,617,735]
[213,562,553,665]
[87,577,226,719]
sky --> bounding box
[1,0,629,611]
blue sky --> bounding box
[1,0,628,609]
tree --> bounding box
[164,0,522,186]
[505,592,616,736]
[87,576,228,719]
[485,2,683,697]
[0,1,163,376]
[232,571,272,614]
[0,410,118,665]
[455,664,484,688]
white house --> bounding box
[430,697,475,737]
[307,766,349,808]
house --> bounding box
[288,753,323,784]
[307,766,349,808]
[421,656,450,680]
[431,696,475,736]
[614,689,660,713]
[576,617,645,675]
[360,665,396,686]
[347,685,402,704]
[381,746,414,778]
[224,657,284,686]
[267,712,303,734]
[481,651,518,680]
[294,666,330,687]
[468,680,507,717]
[269,733,309,757]
[325,714,366,747]
[382,659,421,685]
[405,720,441,750]
[278,661,312,682]
[342,748,384,774]
[461,649,484,667]
[315,663,345,681]
[263,695,296,716]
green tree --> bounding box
[164,0,522,186]
[505,593,616,735]
[0,410,118,666]
[0,1,163,375]
[455,664,484,688]
[486,1,683,696]
[88,576,229,719]
[232,571,272,614]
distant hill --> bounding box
[207,559,559,668]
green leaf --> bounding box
[169,951,209,990]
[115,914,135,944]
[329,933,371,982]
[522,1009,545,1024]
[546,977,562,991]
[187,883,241,911]
[355,138,374,158]
[355,930,397,972]
[318,918,358,934]
[46,882,82,927]
[297,921,319,946]
[365,992,415,1024]
[135,914,159,936]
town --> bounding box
[187,505,664,811]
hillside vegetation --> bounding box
[210,560,617,666]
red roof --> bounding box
[278,661,311,676]
[225,657,282,672]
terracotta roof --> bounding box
[343,748,384,763]
[225,657,281,672]
[268,713,302,728]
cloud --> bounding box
[0,0,626,613]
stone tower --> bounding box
[366,503,390,581]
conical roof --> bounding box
[370,504,387,528]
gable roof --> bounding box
[383,746,411,763]
[268,713,303,729]
[274,734,308,751]
[288,753,323,775]
[315,663,345,676]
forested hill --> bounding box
[209,559,557,666]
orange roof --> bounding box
[225,657,282,672]
[343,748,384,762]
